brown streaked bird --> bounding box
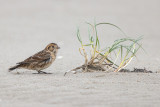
[9,43,60,74]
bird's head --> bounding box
[45,43,60,53]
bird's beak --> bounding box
[57,47,60,49]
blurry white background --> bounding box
[0,0,160,72]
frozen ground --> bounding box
[0,0,160,107]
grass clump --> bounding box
[64,21,143,76]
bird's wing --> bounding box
[17,51,51,65]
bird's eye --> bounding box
[52,46,54,48]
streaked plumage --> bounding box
[9,43,60,74]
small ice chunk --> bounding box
[65,70,76,73]
[57,56,63,59]
[71,71,76,74]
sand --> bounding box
[0,0,160,107]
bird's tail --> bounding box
[9,64,21,72]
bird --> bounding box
[9,43,60,74]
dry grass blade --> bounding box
[64,21,143,76]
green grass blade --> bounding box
[96,23,127,36]
[77,28,82,44]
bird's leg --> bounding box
[33,70,52,74]
[38,70,47,74]
[38,70,52,74]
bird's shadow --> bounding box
[9,71,53,75]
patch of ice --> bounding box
[57,56,63,59]
[72,71,76,74]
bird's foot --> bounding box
[33,71,52,74]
